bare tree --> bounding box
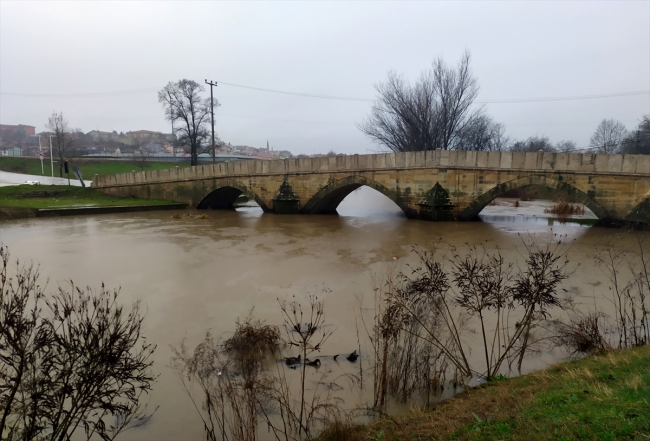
[46,112,75,177]
[133,137,153,171]
[620,115,650,155]
[359,51,480,152]
[454,114,510,151]
[590,119,627,154]
[555,140,577,153]
[510,135,556,152]
[158,79,219,166]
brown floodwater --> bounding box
[0,187,646,440]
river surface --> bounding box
[0,187,646,440]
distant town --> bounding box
[0,123,316,161]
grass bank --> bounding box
[0,184,181,220]
[0,156,190,178]
[320,345,650,440]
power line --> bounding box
[476,91,650,104]
[217,81,649,104]
[216,81,373,102]
[3,82,647,103]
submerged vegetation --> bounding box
[171,297,354,441]
[0,246,157,441]
[544,200,586,216]
[366,239,573,412]
[170,235,650,440]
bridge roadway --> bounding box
[92,150,650,226]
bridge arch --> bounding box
[458,175,610,221]
[301,175,415,217]
[197,179,270,211]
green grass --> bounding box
[317,345,650,440]
[0,184,179,209]
[0,156,190,178]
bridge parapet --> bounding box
[93,151,650,188]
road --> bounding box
[0,170,92,187]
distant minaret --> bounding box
[266,140,270,153]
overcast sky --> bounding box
[1,1,649,155]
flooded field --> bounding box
[0,187,645,440]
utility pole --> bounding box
[205,80,217,163]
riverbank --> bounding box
[0,156,190,178]
[0,184,184,220]
[320,345,650,440]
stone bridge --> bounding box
[92,150,650,226]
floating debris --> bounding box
[170,213,210,220]
[346,350,359,362]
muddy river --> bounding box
[1,187,646,440]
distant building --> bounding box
[87,130,116,140]
[126,130,174,145]
[0,124,36,136]
[0,146,23,156]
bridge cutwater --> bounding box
[92,150,650,227]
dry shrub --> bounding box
[0,246,157,441]
[173,298,352,441]
[367,238,573,412]
[596,237,650,348]
[317,418,364,441]
[553,311,611,355]
[513,200,520,208]
[171,314,281,441]
[223,316,281,382]
[545,201,585,216]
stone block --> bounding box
[608,154,623,173]
[386,153,396,168]
[622,155,637,173]
[297,158,308,171]
[499,152,512,169]
[448,150,461,166]
[395,152,406,168]
[476,151,489,168]
[270,160,283,174]
[542,152,556,170]
[523,152,538,170]
[440,150,450,166]
[635,155,650,174]
[487,151,500,168]
[511,152,525,169]
[414,151,425,167]
[567,154,581,171]
[344,155,355,170]
[327,156,336,171]
[358,154,369,170]
[376,154,386,168]
[578,154,597,172]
